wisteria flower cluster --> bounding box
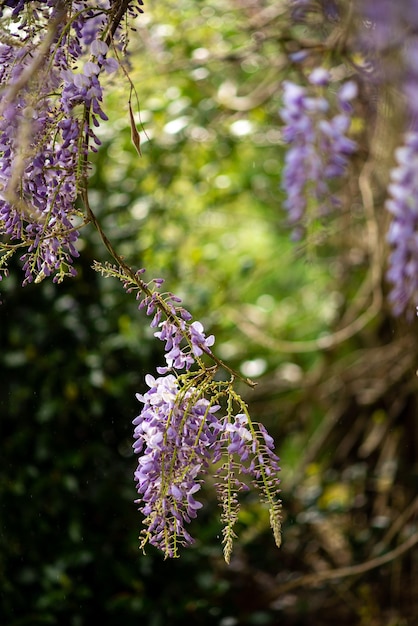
[95,262,282,561]
[280,68,357,239]
[287,1,418,315]
[354,1,418,315]
[0,1,143,285]
[133,366,281,561]
[385,132,418,316]
[133,372,217,557]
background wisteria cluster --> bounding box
[283,0,418,316]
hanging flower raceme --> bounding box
[385,132,418,315]
[0,1,142,284]
[92,261,281,561]
[133,373,220,557]
[280,69,357,239]
[133,370,282,561]
[352,2,418,316]
[116,268,282,561]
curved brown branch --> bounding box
[268,531,418,598]
[228,299,381,354]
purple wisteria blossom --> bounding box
[138,286,216,373]
[280,70,357,238]
[355,2,418,315]
[154,320,195,372]
[155,310,215,373]
[127,276,281,560]
[133,373,220,556]
[0,1,143,285]
[133,370,281,559]
[385,132,418,315]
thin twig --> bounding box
[82,187,256,389]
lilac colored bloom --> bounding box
[91,39,109,57]
[0,0,125,285]
[153,317,214,371]
[385,132,418,315]
[355,3,418,314]
[154,319,195,372]
[224,413,253,457]
[133,375,281,558]
[133,374,220,556]
[189,321,215,357]
[131,278,281,559]
[280,72,357,237]
[309,67,330,86]
[139,288,216,372]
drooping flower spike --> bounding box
[91,261,282,562]
[385,132,418,315]
[133,371,282,561]
[0,1,143,285]
[280,69,357,239]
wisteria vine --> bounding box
[0,0,282,562]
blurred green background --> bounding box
[1,1,417,624]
